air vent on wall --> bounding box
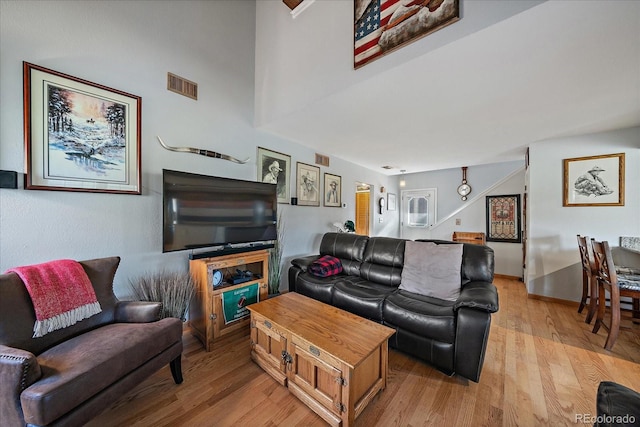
[167,72,198,100]
[315,153,329,167]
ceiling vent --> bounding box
[167,72,198,100]
[315,153,329,167]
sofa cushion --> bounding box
[21,318,182,426]
[293,272,342,304]
[416,239,495,284]
[332,278,396,321]
[399,241,463,301]
[360,237,406,286]
[383,290,456,344]
[319,233,369,276]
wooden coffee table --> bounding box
[248,292,395,427]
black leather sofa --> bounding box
[288,232,499,382]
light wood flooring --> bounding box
[88,278,640,426]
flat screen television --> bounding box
[162,169,277,254]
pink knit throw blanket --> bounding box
[7,259,102,338]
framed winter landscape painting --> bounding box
[23,62,141,194]
[563,153,625,207]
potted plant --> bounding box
[129,270,195,321]
[268,213,285,296]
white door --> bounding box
[400,189,437,240]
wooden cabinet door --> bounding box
[288,339,343,416]
[250,314,288,385]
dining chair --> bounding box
[591,239,640,351]
[577,235,598,323]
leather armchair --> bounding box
[0,257,184,426]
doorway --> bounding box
[400,188,437,240]
[355,183,372,236]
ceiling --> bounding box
[257,1,640,175]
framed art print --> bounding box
[23,62,141,194]
[296,162,320,206]
[257,147,291,204]
[324,173,341,207]
[563,153,624,207]
[387,193,397,211]
[354,0,460,68]
[486,194,521,243]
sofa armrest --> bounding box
[115,301,162,323]
[290,255,321,273]
[454,281,499,313]
[0,345,42,426]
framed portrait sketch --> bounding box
[23,62,141,194]
[486,194,521,243]
[257,147,291,204]
[563,153,625,207]
[387,193,397,211]
[354,0,460,68]
[324,173,341,207]
[296,162,320,207]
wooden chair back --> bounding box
[577,235,596,276]
[591,239,618,291]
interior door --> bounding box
[400,188,437,240]
[355,183,371,236]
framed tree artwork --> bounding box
[324,173,341,207]
[23,62,141,194]
[563,153,624,207]
[296,162,320,206]
[486,194,521,243]
[257,147,291,204]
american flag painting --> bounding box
[354,0,460,69]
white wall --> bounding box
[396,161,524,277]
[254,0,544,127]
[526,126,640,301]
[0,0,395,294]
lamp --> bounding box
[399,169,406,187]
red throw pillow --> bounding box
[308,255,343,277]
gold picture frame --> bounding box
[563,153,625,207]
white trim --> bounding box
[291,0,315,19]
[430,166,526,231]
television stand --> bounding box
[189,248,269,351]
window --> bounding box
[407,195,430,227]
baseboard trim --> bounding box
[494,273,522,281]
[527,293,579,307]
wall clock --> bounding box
[457,167,472,201]
[211,269,223,288]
